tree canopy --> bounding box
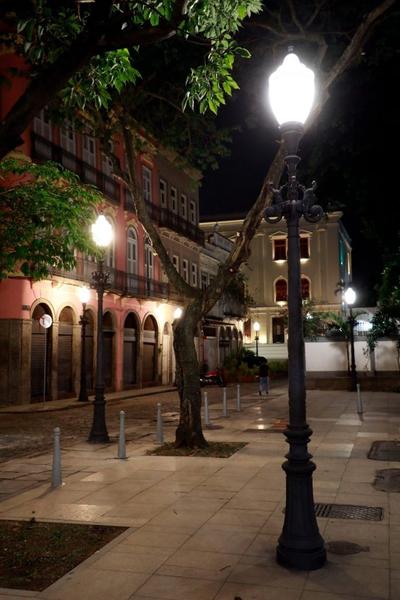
[0,157,100,279]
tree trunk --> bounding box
[173,302,207,448]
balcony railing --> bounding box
[52,258,169,300]
[32,133,119,204]
[32,133,205,246]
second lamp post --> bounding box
[88,214,113,443]
[344,286,358,391]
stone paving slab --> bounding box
[0,389,399,599]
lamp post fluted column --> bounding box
[348,305,357,391]
[265,122,326,570]
[89,258,110,443]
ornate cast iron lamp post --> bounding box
[253,321,260,356]
[265,50,326,570]
[78,287,90,402]
[344,286,357,392]
[88,214,113,443]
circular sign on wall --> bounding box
[39,314,53,329]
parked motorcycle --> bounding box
[200,369,225,387]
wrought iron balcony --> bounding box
[32,133,119,204]
[52,258,169,300]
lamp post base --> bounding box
[277,426,326,571]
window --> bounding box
[83,134,96,166]
[273,238,287,261]
[142,166,152,203]
[34,109,52,140]
[301,277,310,299]
[170,186,178,213]
[104,218,115,268]
[127,228,137,274]
[201,271,208,290]
[60,121,76,154]
[101,141,114,176]
[180,193,187,219]
[172,255,179,272]
[159,179,167,208]
[145,242,154,280]
[182,259,189,282]
[191,263,198,287]
[275,278,288,302]
[300,236,310,259]
[189,200,196,224]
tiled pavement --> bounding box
[0,387,399,599]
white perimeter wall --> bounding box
[305,340,399,373]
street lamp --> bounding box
[89,214,113,443]
[344,286,357,392]
[253,321,260,356]
[265,49,326,570]
[78,286,90,402]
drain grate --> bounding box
[368,441,400,461]
[314,502,383,521]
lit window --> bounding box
[182,258,189,282]
[191,263,198,287]
[300,237,310,259]
[145,242,153,279]
[172,255,179,271]
[273,238,287,260]
[181,194,187,219]
[170,187,178,213]
[127,228,137,274]
[159,179,167,208]
[275,278,287,302]
[189,200,196,224]
[142,166,152,203]
[301,277,310,299]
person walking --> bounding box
[258,358,269,396]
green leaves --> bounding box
[0,158,101,280]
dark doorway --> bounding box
[58,307,74,396]
[142,315,158,385]
[103,312,114,389]
[85,311,94,391]
[123,313,138,386]
[272,317,285,344]
[31,303,52,401]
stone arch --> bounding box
[274,277,288,303]
[162,321,173,385]
[301,275,311,300]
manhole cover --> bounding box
[326,541,369,555]
[373,469,400,492]
[368,440,400,461]
[314,503,383,521]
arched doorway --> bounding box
[85,310,95,391]
[123,313,138,386]
[103,311,114,389]
[58,307,74,396]
[143,315,158,385]
[31,303,53,401]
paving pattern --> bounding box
[0,386,399,599]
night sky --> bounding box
[199,7,399,307]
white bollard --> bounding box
[51,427,62,488]
[156,402,164,444]
[203,391,210,427]
[118,410,127,459]
[236,384,241,411]
[222,387,228,417]
[356,383,363,415]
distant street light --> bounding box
[253,321,260,356]
[265,49,326,570]
[344,286,357,392]
[78,286,90,402]
[88,214,113,443]
[173,307,183,320]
